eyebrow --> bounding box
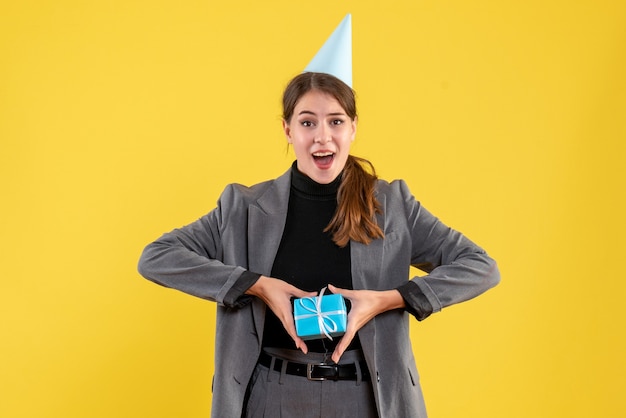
[297,110,347,116]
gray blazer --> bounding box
[138,168,500,418]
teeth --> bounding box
[313,152,333,157]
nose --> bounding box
[315,124,332,144]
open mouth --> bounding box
[312,152,335,168]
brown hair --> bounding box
[282,72,384,247]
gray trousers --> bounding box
[244,348,378,418]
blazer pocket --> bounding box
[407,366,420,386]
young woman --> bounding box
[138,72,500,417]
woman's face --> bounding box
[283,89,356,184]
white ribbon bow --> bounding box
[294,287,343,340]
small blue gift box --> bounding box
[294,288,347,341]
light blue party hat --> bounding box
[304,14,352,87]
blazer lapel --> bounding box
[247,169,292,344]
[351,192,387,356]
[248,170,291,274]
[350,192,386,291]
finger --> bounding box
[291,287,317,299]
[281,309,309,354]
[331,329,355,363]
[294,337,308,354]
[328,284,354,299]
[288,326,308,354]
[327,283,344,294]
[282,314,298,337]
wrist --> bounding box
[382,289,405,311]
[245,275,269,296]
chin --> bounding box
[313,171,339,184]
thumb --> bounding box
[328,283,350,297]
[294,288,317,298]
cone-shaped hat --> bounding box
[304,14,352,87]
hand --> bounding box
[246,276,316,354]
[328,284,405,363]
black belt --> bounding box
[258,351,370,381]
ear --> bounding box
[350,116,357,142]
[282,119,292,143]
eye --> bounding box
[301,120,314,127]
[332,119,344,126]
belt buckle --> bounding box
[306,363,337,381]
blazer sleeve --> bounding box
[137,184,258,308]
[394,180,500,316]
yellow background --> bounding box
[1,1,624,417]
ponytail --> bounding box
[325,155,385,247]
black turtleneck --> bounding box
[262,163,360,352]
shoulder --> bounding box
[375,178,421,220]
[375,178,412,199]
[217,169,291,208]
[218,179,275,207]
